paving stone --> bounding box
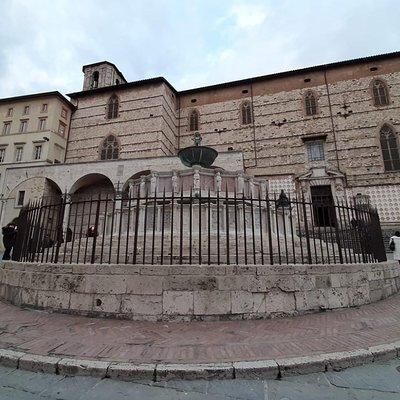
[58,358,110,378]
[276,354,327,376]
[368,342,400,362]
[326,349,374,371]
[19,353,60,374]
[233,359,279,379]
[107,362,156,381]
[0,349,25,368]
[156,363,234,381]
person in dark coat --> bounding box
[2,223,17,260]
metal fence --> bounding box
[14,189,387,265]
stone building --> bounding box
[0,92,74,234]
[1,52,400,244]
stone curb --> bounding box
[0,341,399,381]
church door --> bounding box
[310,185,336,227]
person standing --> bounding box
[2,223,17,260]
[389,231,400,264]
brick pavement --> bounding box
[0,294,399,364]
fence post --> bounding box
[53,194,67,264]
[90,194,101,264]
[333,202,344,264]
[301,193,312,264]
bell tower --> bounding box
[82,61,127,90]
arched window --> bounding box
[189,110,199,131]
[107,95,119,119]
[91,71,99,89]
[380,124,400,171]
[100,135,119,160]
[372,79,389,106]
[241,101,252,124]
[304,91,317,116]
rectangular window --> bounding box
[307,141,325,161]
[23,105,30,115]
[0,148,5,162]
[15,146,23,162]
[6,108,13,117]
[41,103,48,112]
[61,108,68,119]
[33,145,42,160]
[38,118,46,131]
[17,190,25,207]
[58,121,66,136]
[19,120,28,133]
[2,122,11,135]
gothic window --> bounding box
[100,135,119,160]
[372,79,389,106]
[91,71,99,89]
[304,91,317,116]
[107,95,119,119]
[241,101,252,124]
[380,124,400,171]
[189,110,199,131]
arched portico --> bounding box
[69,173,116,198]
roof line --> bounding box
[179,50,400,94]
[67,77,176,98]
[0,91,76,109]
[67,50,400,99]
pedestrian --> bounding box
[389,231,400,264]
[2,223,17,260]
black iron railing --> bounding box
[14,189,387,265]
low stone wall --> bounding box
[0,261,399,321]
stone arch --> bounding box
[122,170,152,194]
[2,177,62,228]
[69,173,115,199]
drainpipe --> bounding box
[63,99,76,163]
[177,95,181,153]
[324,70,341,172]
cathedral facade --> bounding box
[1,52,400,242]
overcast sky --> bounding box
[0,0,399,98]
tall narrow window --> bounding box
[189,110,199,131]
[58,121,66,136]
[100,135,119,160]
[61,108,68,119]
[41,103,48,112]
[15,146,23,162]
[33,145,42,160]
[23,105,29,115]
[19,120,28,133]
[304,91,317,116]
[107,95,119,119]
[6,108,13,117]
[38,118,46,131]
[380,124,400,171]
[0,148,6,162]
[3,122,11,135]
[17,191,25,207]
[241,101,253,124]
[91,71,99,88]
[372,79,389,106]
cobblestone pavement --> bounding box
[0,358,399,399]
[0,294,400,364]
